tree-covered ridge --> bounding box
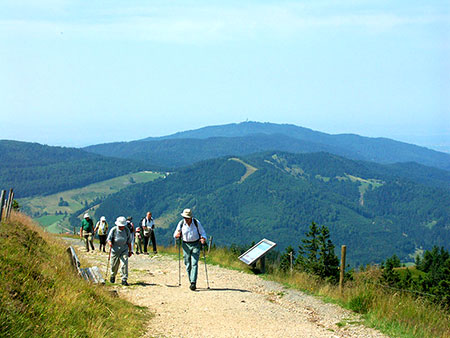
[0,140,149,197]
[94,152,450,267]
[85,121,450,171]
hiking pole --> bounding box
[178,238,182,286]
[202,243,210,289]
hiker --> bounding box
[126,216,135,254]
[94,216,108,252]
[141,211,157,254]
[80,213,95,252]
[173,208,207,291]
[107,216,132,286]
[135,226,143,254]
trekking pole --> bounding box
[106,245,112,280]
[203,243,210,289]
[178,238,182,286]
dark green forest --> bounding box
[94,152,450,266]
[0,140,149,197]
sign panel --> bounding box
[239,239,277,265]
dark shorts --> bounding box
[98,235,107,245]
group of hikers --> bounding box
[79,208,207,290]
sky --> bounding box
[0,0,449,152]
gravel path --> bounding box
[66,240,387,338]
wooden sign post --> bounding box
[339,245,347,295]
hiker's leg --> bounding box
[182,242,192,278]
[137,238,142,253]
[84,235,90,251]
[143,236,149,253]
[110,251,120,278]
[119,251,129,282]
[190,242,201,284]
[89,234,95,250]
[151,231,157,253]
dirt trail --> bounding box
[67,240,387,338]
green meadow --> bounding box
[19,171,164,233]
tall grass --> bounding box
[0,212,149,337]
[160,244,450,338]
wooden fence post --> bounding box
[0,190,6,221]
[6,189,14,220]
[289,251,293,275]
[5,189,13,220]
[339,245,347,295]
[208,236,213,253]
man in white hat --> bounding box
[107,216,133,286]
[173,209,207,290]
[79,213,95,252]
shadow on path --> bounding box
[196,287,251,293]
[131,282,157,287]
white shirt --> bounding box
[173,218,207,242]
[141,217,154,236]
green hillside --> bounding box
[85,121,450,171]
[19,171,164,233]
[95,152,450,267]
[0,140,150,197]
[0,213,147,337]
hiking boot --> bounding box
[110,276,115,283]
[189,282,196,291]
[121,280,129,286]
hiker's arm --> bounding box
[197,221,207,244]
[106,229,114,247]
[173,222,182,238]
[79,227,83,238]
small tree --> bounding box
[317,225,339,283]
[12,200,20,211]
[296,222,340,283]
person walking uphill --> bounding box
[107,216,133,286]
[173,209,207,291]
[141,212,157,254]
[80,213,95,252]
[94,216,108,252]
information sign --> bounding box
[239,239,277,265]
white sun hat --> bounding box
[180,208,193,218]
[115,216,127,227]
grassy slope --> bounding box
[158,245,450,338]
[19,171,164,233]
[0,212,149,337]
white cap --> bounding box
[100,216,106,221]
[84,213,90,219]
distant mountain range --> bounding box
[95,152,450,266]
[84,122,450,171]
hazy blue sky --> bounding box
[0,1,449,151]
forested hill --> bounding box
[85,121,450,171]
[0,140,149,197]
[95,152,450,266]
